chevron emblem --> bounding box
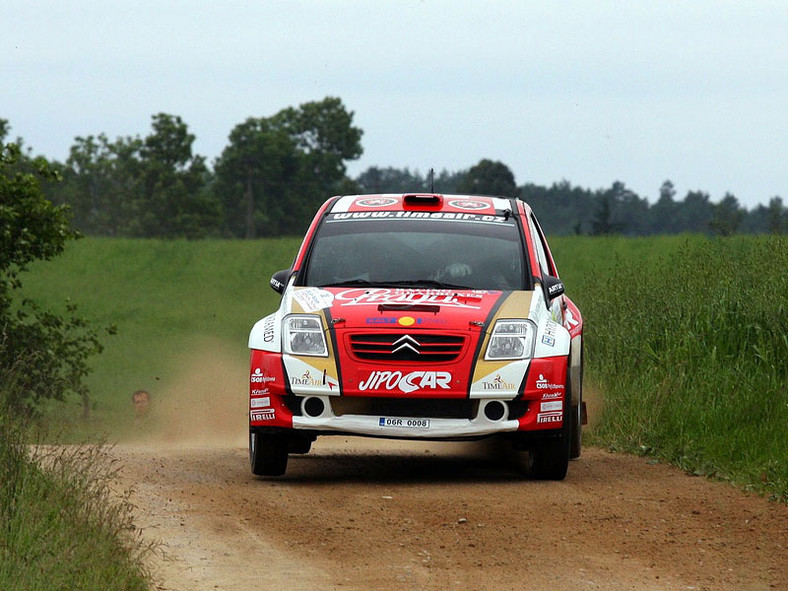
[391,335,421,356]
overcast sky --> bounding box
[3,1,786,208]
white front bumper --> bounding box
[292,414,520,439]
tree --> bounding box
[54,133,144,235]
[355,167,467,194]
[0,137,108,415]
[213,117,299,238]
[214,97,363,238]
[457,159,517,196]
[649,181,678,234]
[674,190,714,233]
[767,197,784,234]
[709,192,745,237]
[590,182,631,235]
[132,113,219,238]
[51,115,219,238]
[356,166,426,193]
[271,97,363,193]
[520,180,595,235]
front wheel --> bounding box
[250,431,289,476]
[570,345,584,459]
[528,366,572,480]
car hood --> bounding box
[288,286,508,330]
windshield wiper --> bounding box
[318,279,391,288]
[384,279,473,290]
[318,279,472,290]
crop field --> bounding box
[19,234,788,499]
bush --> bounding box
[1,141,112,416]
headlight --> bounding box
[484,319,536,361]
[283,315,328,357]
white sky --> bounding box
[3,1,787,208]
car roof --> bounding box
[329,194,516,215]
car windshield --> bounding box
[301,212,527,291]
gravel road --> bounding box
[110,351,786,590]
[112,437,787,591]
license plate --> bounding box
[378,417,431,429]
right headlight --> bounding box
[484,319,536,361]
[282,314,328,357]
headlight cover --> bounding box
[484,319,536,361]
[283,315,328,357]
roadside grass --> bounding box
[571,235,788,500]
[0,372,155,590]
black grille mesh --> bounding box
[348,333,465,362]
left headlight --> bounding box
[283,315,328,357]
[484,319,536,361]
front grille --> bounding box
[348,333,466,362]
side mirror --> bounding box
[543,275,565,300]
[270,269,291,294]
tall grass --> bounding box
[0,367,156,590]
[576,235,788,500]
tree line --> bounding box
[2,98,785,239]
[357,161,786,237]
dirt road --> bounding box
[110,352,786,590]
[112,436,787,591]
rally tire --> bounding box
[250,431,289,476]
[289,435,313,455]
[528,366,572,480]
[570,346,584,459]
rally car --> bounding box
[248,193,585,479]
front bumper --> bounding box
[292,412,520,439]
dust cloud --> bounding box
[128,340,248,449]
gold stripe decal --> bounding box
[470,292,533,397]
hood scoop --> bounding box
[377,303,441,314]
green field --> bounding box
[19,234,788,499]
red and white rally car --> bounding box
[248,194,585,479]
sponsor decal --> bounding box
[544,321,559,337]
[564,308,580,330]
[540,401,563,412]
[480,374,516,391]
[251,368,277,384]
[537,411,563,424]
[291,370,322,387]
[535,374,565,390]
[541,335,555,347]
[292,288,334,312]
[251,388,269,396]
[448,199,491,211]
[356,197,398,208]
[541,392,562,400]
[365,316,448,326]
[327,211,508,224]
[337,288,483,310]
[547,282,564,296]
[250,409,275,421]
[262,316,276,343]
[359,370,452,394]
[250,397,271,409]
[379,417,431,429]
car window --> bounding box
[528,216,554,277]
[302,216,526,291]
